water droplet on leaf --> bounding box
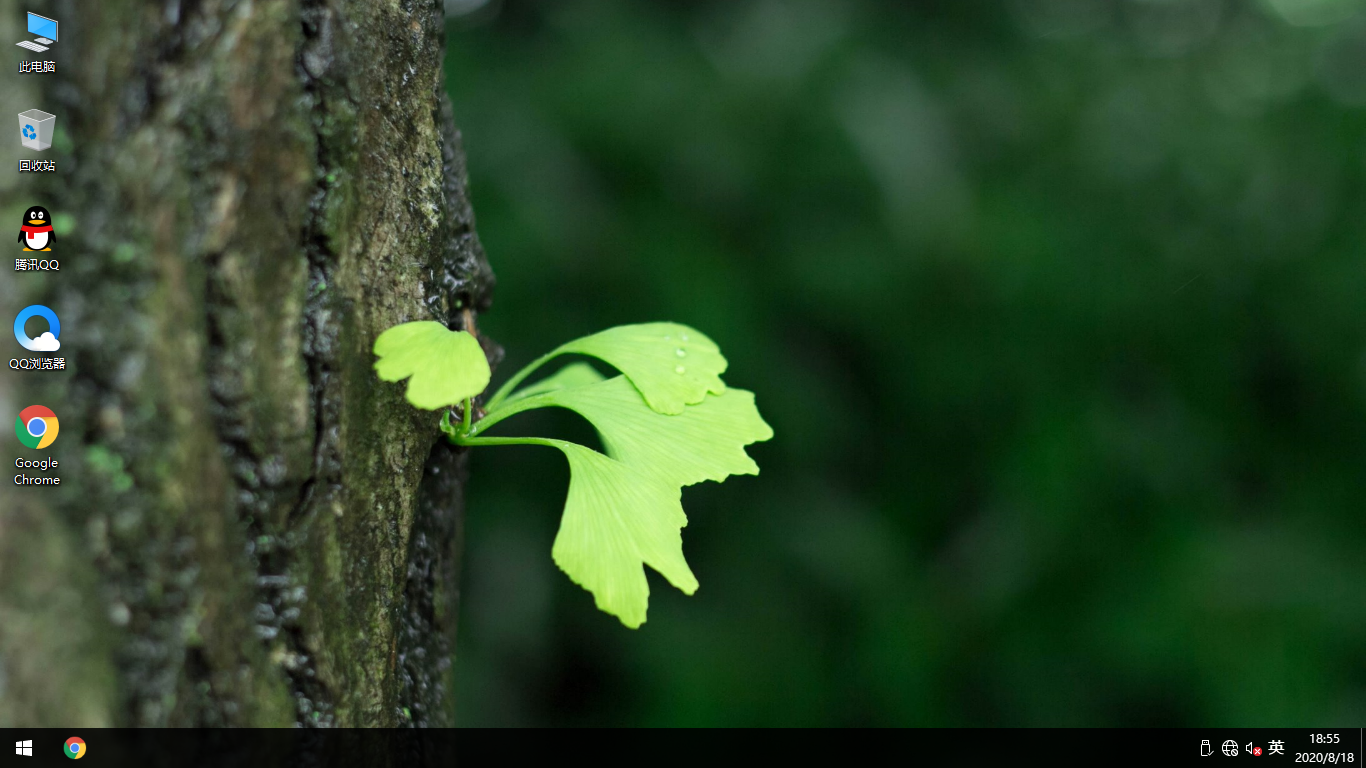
[675,348,686,357]
[675,365,686,374]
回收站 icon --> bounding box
[18,109,54,151]
[13,304,60,352]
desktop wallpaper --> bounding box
[0,0,1363,730]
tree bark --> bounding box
[0,0,493,726]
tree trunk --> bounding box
[0,0,493,727]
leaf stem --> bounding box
[466,392,558,438]
[483,347,564,412]
[462,397,472,433]
[451,434,571,450]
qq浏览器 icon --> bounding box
[13,304,60,351]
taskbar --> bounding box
[0,726,1359,766]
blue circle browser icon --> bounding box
[13,304,60,352]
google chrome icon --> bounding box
[64,737,85,759]
[16,405,58,449]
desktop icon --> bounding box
[18,109,54,151]
[16,12,57,52]
[13,305,60,352]
[16,406,58,449]
[19,205,55,251]
[64,737,85,760]
[16,740,32,757]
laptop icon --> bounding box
[16,12,57,53]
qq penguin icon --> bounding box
[13,304,60,352]
[18,205,55,251]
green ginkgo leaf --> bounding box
[380,318,770,629]
[560,378,772,487]
[555,322,727,415]
[548,440,698,628]
[489,376,772,488]
[373,321,490,410]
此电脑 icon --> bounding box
[15,12,57,52]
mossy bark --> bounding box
[0,0,493,727]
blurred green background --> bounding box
[443,0,1366,726]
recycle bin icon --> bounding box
[18,109,55,151]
